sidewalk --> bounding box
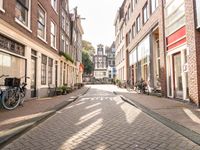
[0,86,89,146]
[115,90,200,145]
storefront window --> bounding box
[0,52,26,85]
[48,58,53,84]
[41,55,47,85]
[142,58,148,81]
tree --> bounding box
[82,40,95,54]
[82,51,94,75]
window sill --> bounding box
[0,8,5,13]
[15,18,32,33]
[37,36,47,44]
[51,45,58,51]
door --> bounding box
[173,53,183,99]
[31,56,37,98]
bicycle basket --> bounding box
[4,78,21,87]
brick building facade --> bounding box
[0,0,84,99]
[115,0,200,107]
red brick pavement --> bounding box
[0,87,88,132]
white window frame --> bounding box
[15,0,32,32]
[61,34,65,52]
[37,3,47,42]
[143,3,149,24]
[51,0,57,12]
[151,0,158,13]
[0,0,5,13]
[61,11,65,30]
[136,15,141,33]
[65,41,69,54]
[195,0,200,29]
[50,20,57,49]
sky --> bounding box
[69,0,123,49]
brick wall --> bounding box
[123,0,167,95]
[185,0,200,106]
[0,0,60,54]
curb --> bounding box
[0,87,90,149]
[119,94,200,146]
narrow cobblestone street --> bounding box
[2,85,200,150]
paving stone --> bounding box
[1,85,200,150]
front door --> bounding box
[173,53,183,99]
[31,56,37,98]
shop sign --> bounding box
[0,34,25,56]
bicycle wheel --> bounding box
[2,88,21,110]
[20,88,26,105]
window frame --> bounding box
[51,0,57,12]
[37,4,47,41]
[15,0,32,31]
[61,34,65,52]
[0,0,5,13]
[195,0,200,29]
[41,55,47,85]
[150,0,158,14]
[143,3,149,25]
[136,14,141,33]
[48,58,53,85]
[50,20,57,49]
[132,23,135,38]
[61,11,65,30]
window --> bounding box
[0,52,26,84]
[151,0,158,13]
[65,41,69,54]
[61,11,65,30]
[65,0,68,12]
[51,0,57,11]
[125,13,128,24]
[135,0,138,5]
[136,15,141,33]
[0,0,4,12]
[132,23,135,38]
[48,58,53,84]
[195,0,200,29]
[142,58,148,81]
[128,6,131,20]
[63,63,66,84]
[61,35,65,52]
[66,17,70,35]
[131,0,134,12]
[143,3,149,24]
[156,40,161,78]
[41,55,47,85]
[60,61,63,85]
[37,5,46,40]
[15,0,30,26]
[50,21,56,48]
[129,29,132,43]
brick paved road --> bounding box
[2,85,200,150]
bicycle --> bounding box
[1,76,29,110]
[134,79,149,95]
[0,74,9,99]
